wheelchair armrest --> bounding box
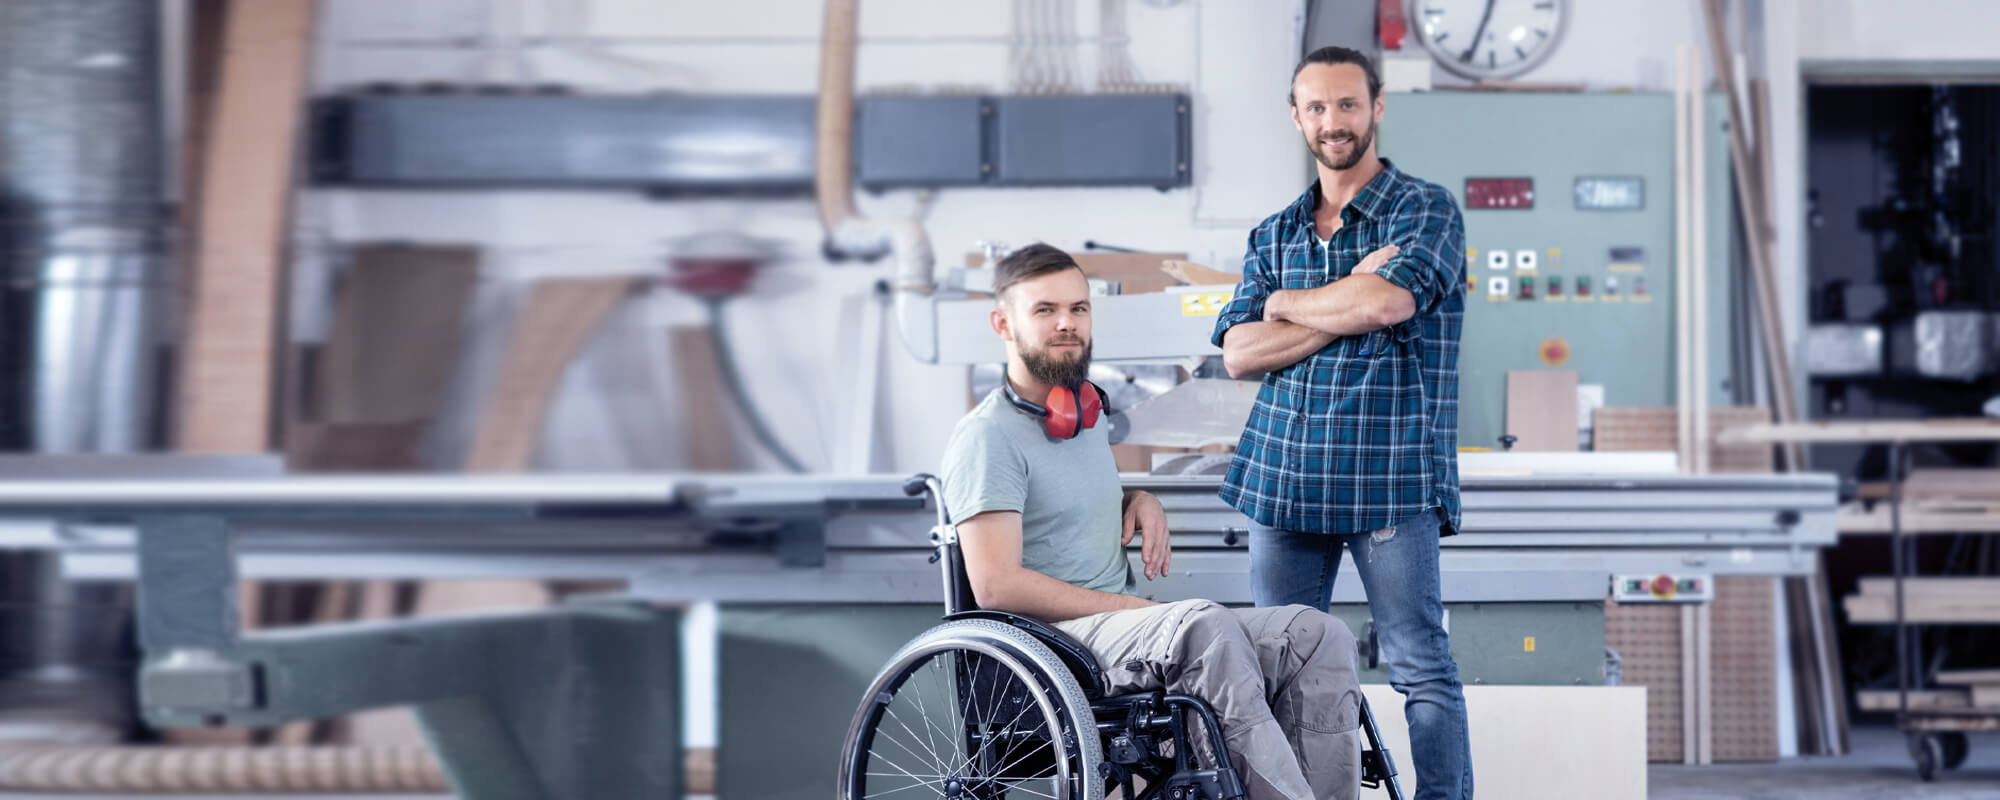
[943,610,1108,700]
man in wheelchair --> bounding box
[930,243,1365,800]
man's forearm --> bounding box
[980,567,1153,623]
[1221,321,1337,379]
[1266,276,1414,336]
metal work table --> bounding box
[0,469,1839,800]
[0,471,1840,604]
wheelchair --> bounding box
[838,474,1405,800]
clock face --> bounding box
[1411,0,1568,80]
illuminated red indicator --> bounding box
[1465,177,1534,209]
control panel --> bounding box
[1380,92,1736,450]
[1612,573,1715,604]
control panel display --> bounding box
[1574,176,1645,210]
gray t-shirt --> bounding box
[940,388,1135,595]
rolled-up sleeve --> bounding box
[1369,184,1465,318]
[1210,229,1278,348]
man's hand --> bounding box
[1264,244,1401,323]
[1122,491,1171,580]
[1351,244,1400,276]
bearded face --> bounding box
[1290,62,1382,172]
[1020,334,1092,389]
[993,267,1095,390]
[1304,115,1377,171]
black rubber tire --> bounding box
[1941,731,1970,770]
[1913,733,1944,782]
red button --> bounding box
[1650,575,1676,597]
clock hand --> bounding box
[1460,0,1497,63]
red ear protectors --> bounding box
[1003,376,1111,440]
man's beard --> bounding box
[1021,338,1093,389]
[1306,119,1376,171]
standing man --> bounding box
[1210,47,1471,800]
[944,243,1364,800]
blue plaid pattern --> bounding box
[1210,160,1465,535]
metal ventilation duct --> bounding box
[0,0,171,454]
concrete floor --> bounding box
[1651,725,2000,799]
[3,730,1997,799]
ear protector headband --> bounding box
[1002,372,1112,440]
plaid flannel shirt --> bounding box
[1210,160,1465,535]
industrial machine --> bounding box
[0,467,1835,799]
[1381,91,1741,450]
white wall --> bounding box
[1410,0,1715,91]
[1796,0,2000,62]
[303,0,1308,474]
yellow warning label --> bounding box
[1524,636,1536,653]
[1180,292,1232,316]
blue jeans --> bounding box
[1248,509,1472,800]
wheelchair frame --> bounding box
[837,473,1405,800]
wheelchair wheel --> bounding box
[840,619,1104,800]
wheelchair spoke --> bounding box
[983,677,1053,777]
[875,653,974,783]
[878,708,953,776]
[862,748,957,798]
[998,783,1060,800]
[987,735,1057,781]
[852,640,1083,800]
[861,780,951,800]
[908,655,949,772]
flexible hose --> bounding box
[705,298,809,473]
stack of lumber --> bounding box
[1858,669,2000,712]
[1843,577,2000,624]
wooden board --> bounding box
[1843,593,2000,624]
[1159,260,1241,287]
[1935,669,2000,686]
[1361,685,1646,797]
[1718,419,2000,445]
[1857,577,2000,598]
[967,251,1187,295]
[314,244,480,424]
[1592,406,1774,473]
[1711,576,1779,761]
[174,0,318,453]
[465,277,643,472]
[1505,370,1578,452]
[670,327,742,471]
[285,421,428,471]
[1856,689,1970,711]
[1606,601,1683,762]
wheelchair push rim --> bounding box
[840,620,1104,800]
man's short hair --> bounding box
[993,243,1082,301]
[1290,46,1382,105]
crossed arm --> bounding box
[956,491,1169,623]
[1220,245,1414,379]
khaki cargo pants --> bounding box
[1053,599,1362,800]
